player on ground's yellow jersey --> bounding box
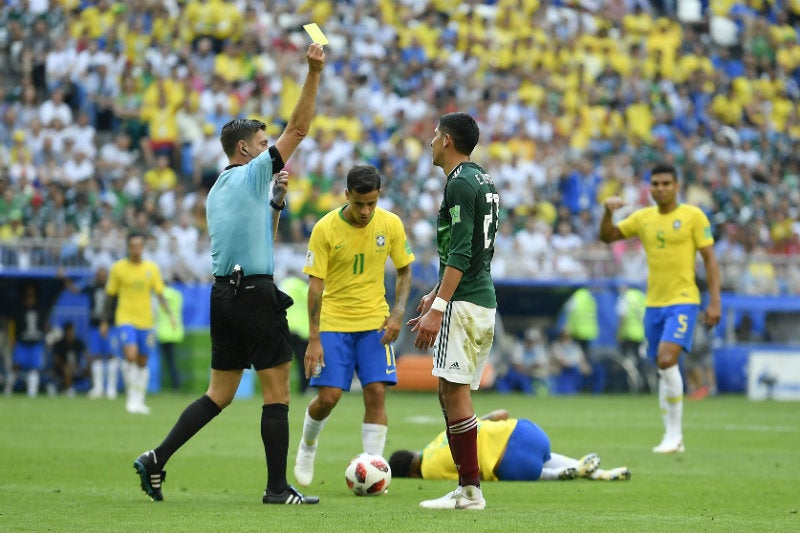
[388,409,631,482]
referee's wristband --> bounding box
[270,199,285,211]
[430,297,449,313]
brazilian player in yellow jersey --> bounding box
[102,232,175,415]
[600,162,721,454]
[294,165,415,487]
[389,409,631,482]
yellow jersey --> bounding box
[303,207,415,332]
[106,259,165,329]
[617,204,714,307]
[421,419,517,482]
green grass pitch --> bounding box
[1,390,797,533]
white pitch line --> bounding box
[407,415,443,425]
[714,424,798,433]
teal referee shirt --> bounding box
[206,146,283,277]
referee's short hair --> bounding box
[346,165,381,194]
[220,118,266,157]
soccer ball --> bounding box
[344,453,391,496]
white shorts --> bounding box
[432,300,496,390]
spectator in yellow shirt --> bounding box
[144,154,178,192]
[79,0,115,41]
[711,85,744,126]
[185,0,218,51]
[622,4,654,43]
[140,78,181,167]
[211,0,244,44]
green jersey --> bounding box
[437,162,498,308]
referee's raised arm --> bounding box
[132,42,327,506]
[274,43,326,163]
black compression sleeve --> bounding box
[269,145,285,173]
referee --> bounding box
[133,43,325,505]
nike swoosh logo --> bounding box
[335,244,346,249]
[385,369,396,374]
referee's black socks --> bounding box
[262,403,290,493]
[154,395,222,466]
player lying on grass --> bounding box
[389,409,630,482]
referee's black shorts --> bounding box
[210,275,294,371]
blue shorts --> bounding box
[643,304,699,358]
[495,419,551,481]
[13,342,45,370]
[115,325,156,359]
[87,327,114,358]
[309,330,397,390]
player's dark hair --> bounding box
[438,112,480,156]
[388,450,415,478]
[219,118,266,157]
[346,165,381,194]
[127,230,144,243]
[651,162,678,181]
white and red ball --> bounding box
[344,453,391,496]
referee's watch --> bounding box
[270,199,286,211]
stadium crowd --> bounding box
[1,0,800,295]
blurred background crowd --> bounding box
[1,0,800,296]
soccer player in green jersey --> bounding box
[600,162,721,454]
[408,112,499,510]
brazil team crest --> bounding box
[673,220,681,230]
[375,234,386,247]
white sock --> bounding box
[302,408,328,447]
[122,360,135,390]
[657,369,668,432]
[660,365,684,439]
[26,370,40,397]
[126,364,143,406]
[539,452,579,480]
[543,452,578,470]
[540,468,567,480]
[362,423,388,455]
[106,358,120,394]
[124,363,136,406]
[91,360,104,392]
[137,365,150,404]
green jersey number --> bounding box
[483,193,500,249]
[352,253,364,275]
[656,230,666,249]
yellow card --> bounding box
[303,23,329,45]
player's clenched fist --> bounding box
[604,196,626,213]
